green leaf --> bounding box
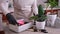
[38,5,45,17]
[48,0,58,8]
[29,16,38,20]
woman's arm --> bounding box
[0,0,10,15]
[31,0,38,15]
[0,0,18,25]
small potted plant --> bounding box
[45,0,58,26]
[30,5,48,33]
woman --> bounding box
[0,0,10,34]
[0,0,18,34]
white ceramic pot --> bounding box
[54,17,60,28]
[8,22,32,32]
[36,21,45,29]
[47,14,57,27]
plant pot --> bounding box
[47,14,57,27]
[8,22,32,32]
[36,21,45,29]
[54,17,60,28]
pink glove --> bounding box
[17,19,24,25]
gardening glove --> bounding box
[6,13,19,25]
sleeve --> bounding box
[0,0,10,15]
[31,0,38,15]
[0,0,18,25]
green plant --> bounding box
[48,0,58,8]
[30,5,47,22]
[46,0,58,14]
[37,15,47,22]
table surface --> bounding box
[43,8,60,10]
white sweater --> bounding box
[0,0,10,15]
[13,0,38,22]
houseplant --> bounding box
[47,0,58,14]
[30,5,48,33]
[46,0,58,26]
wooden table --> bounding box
[44,8,60,15]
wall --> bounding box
[58,0,60,17]
[37,0,47,5]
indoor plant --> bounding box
[30,5,47,33]
[46,0,58,26]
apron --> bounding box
[13,0,37,22]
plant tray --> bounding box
[9,22,32,32]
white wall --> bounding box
[37,0,47,8]
[37,0,47,5]
[58,0,60,17]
